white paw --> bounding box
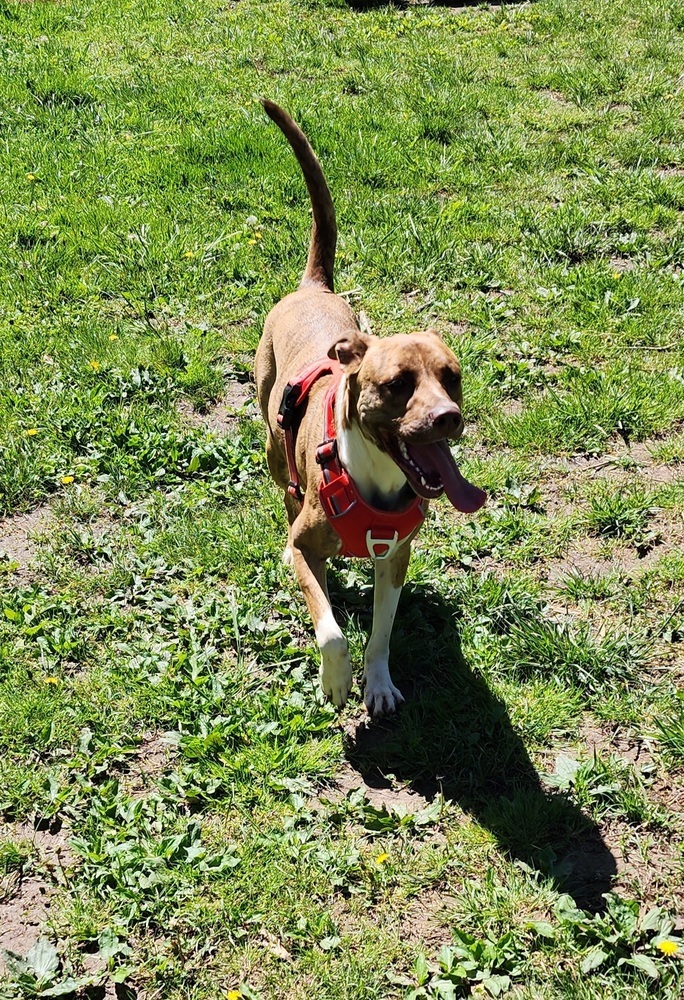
[317,611,352,708]
[320,657,353,707]
[363,675,404,717]
[282,545,293,567]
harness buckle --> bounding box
[277,383,300,431]
[366,529,399,560]
[315,440,338,466]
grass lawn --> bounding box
[1,0,684,996]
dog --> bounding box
[255,100,486,717]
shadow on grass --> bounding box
[332,575,617,912]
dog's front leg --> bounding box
[291,544,353,707]
[363,542,410,717]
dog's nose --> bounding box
[429,403,463,436]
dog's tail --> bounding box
[261,99,336,292]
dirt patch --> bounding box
[578,720,656,769]
[119,732,171,798]
[607,818,683,911]
[552,723,684,910]
[540,89,576,107]
[543,534,664,585]
[442,320,470,339]
[319,761,431,814]
[177,380,254,435]
[398,887,456,950]
[0,878,51,972]
[559,442,681,486]
[610,256,636,273]
[0,821,74,975]
[0,505,51,584]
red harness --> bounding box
[277,358,427,559]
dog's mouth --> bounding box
[385,438,486,513]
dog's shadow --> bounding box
[330,573,617,912]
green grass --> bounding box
[1,0,684,998]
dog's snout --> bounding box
[429,403,462,436]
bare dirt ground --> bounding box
[0,822,73,976]
[0,505,51,584]
[176,379,254,434]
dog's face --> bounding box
[329,329,483,512]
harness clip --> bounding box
[315,440,338,466]
[287,481,303,502]
[277,383,300,431]
[366,529,399,560]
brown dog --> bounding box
[255,101,485,716]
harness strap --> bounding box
[277,359,340,501]
[316,380,426,559]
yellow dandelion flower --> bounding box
[247,238,258,246]
[26,173,36,182]
[26,428,38,436]
[88,360,100,371]
[183,250,194,259]
[109,334,119,341]
[60,475,75,484]
[254,231,262,240]
[44,677,58,685]
[226,992,241,1000]
[612,272,622,279]
[657,940,679,956]
[375,852,390,865]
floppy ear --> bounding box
[327,330,372,374]
[423,327,443,341]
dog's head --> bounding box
[328,328,485,513]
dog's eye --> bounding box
[443,369,461,391]
[384,375,411,393]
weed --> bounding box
[499,616,645,694]
[555,892,682,979]
[583,487,661,552]
[654,694,684,768]
[406,931,526,998]
[557,570,619,602]
[545,754,666,827]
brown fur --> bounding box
[255,101,467,714]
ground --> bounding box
[1,0,684,997]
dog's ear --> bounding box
[328,331,371,374]
[423,327,443,341]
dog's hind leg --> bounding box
[290,539,352,707]
[363,542,411,717]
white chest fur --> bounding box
[335,379,407,508]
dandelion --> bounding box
[375,852,390,865]
[612,272,622,279]
[183,250,194,259]
[109,334,119,341]
[226,992,241,1000]
[44,677,58,685]
[26,428,38,436]
[247,238,258,246]
[60,476,75,484]
[657,940,679,956]
[26,173,36,182]
[254,231,262,240]
[88,359,100,371]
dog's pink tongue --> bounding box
[418,442,487,513]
